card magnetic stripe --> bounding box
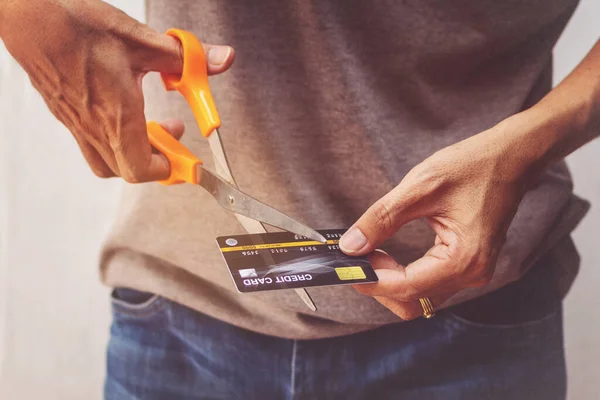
[220,240,340,253]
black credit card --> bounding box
[216,229,378,293]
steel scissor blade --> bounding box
[207,129,237,185]
[197,165,327,243]
[205,131,319,311]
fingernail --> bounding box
[207,47,231,66]
[340,228,368,253]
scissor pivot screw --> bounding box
[228,195,235,204]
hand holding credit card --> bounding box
[217,229,378,293]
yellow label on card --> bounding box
[335,266,366,281]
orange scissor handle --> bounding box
[146,29,219,185]
[147,121,202,185]
[160,28,221,138]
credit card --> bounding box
[216,229,378,293]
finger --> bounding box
[369,249,401,271]
[403,243,461,297]
[149,120,185,159]
[352,250,406,297]
[110,78,171,183]
[339,185,422,256]
[356,252,455,320]
[84,135,122,175]
[159,119,185,140]
[135,29,235,76]
[76,139,117,178]
[372,293,452,321]
[353,247,457,301]
[204,44,236,75]
[123,23,183,74]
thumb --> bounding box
[135,30,235,75]
[340,187,421,256]
[204,44,236,75]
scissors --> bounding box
[146,29,325,311]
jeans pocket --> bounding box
[439,294,564,351]
[442,303,562,333]
[110,288,166,318]
[442,254,566,341]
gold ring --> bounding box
[419,297,435,319]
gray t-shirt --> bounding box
[100,0,589,338]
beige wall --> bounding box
[0,1,598,399]
[557,1,600,395]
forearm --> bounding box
[0,0,27,32]
[0,0,9,30]
[518,40,600,173]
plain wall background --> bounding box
[0,1,598,399]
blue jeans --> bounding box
[104,265,566,400]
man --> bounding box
[1,0,598,398]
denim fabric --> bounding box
[104,287,565,400]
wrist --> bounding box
[491,89,595,185]
[526,95,594,161]
[479,113,547,189]
[518,41,600,168]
